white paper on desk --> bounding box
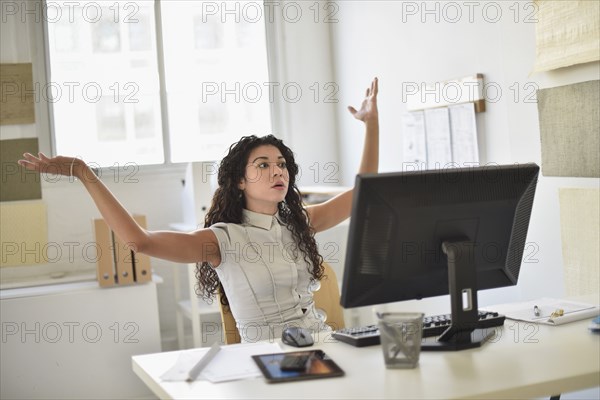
[161,348,209,381]
[483,298,600,325]
[202,342,280,382]
[160,342,281,383]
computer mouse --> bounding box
[281,327,314,347]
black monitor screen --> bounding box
[340,164,539,309]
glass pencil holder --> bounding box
[375,312,424,369]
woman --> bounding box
[19,77,380,342]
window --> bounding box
[44,0,272,166]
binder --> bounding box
[113,231,135,285]
[93,215,152,287]
[94,219,116,287]
[132,215,152,283]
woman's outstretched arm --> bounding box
[307,77,379,232]
[19,153,220,265]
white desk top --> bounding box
[133,314,599,399]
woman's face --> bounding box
[239,144,290,214]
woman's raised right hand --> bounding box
[18,152,90,180]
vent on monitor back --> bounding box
[408,167,534,207]
[506,176,538,282]
[358,204,393,276]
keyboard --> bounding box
[332,311,505,347]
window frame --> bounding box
[40,0,281,172]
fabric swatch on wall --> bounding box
[559,188,600,297]
[0,201,48,267]
[533,0,600,72]
[0,138,42,201]
[0,63,35,125]
[537,80,599,178]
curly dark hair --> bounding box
[195,135,324,305]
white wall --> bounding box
[329,0,600,310]
[266,1,341,187]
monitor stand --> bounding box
[421,240,495,351]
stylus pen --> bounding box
[186,342,221,382]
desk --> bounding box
[133,316,599,399]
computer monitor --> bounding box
[340,163,540,350]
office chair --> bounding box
[218,262,346,344]
[218,290,242,345]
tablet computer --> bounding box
[252,350,345,383]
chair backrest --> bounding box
[312,262,346,331]
[218,262,345,344]
[218,290,241,345]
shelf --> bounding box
[177,299,219,320]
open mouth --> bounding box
[272,182,286,189]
